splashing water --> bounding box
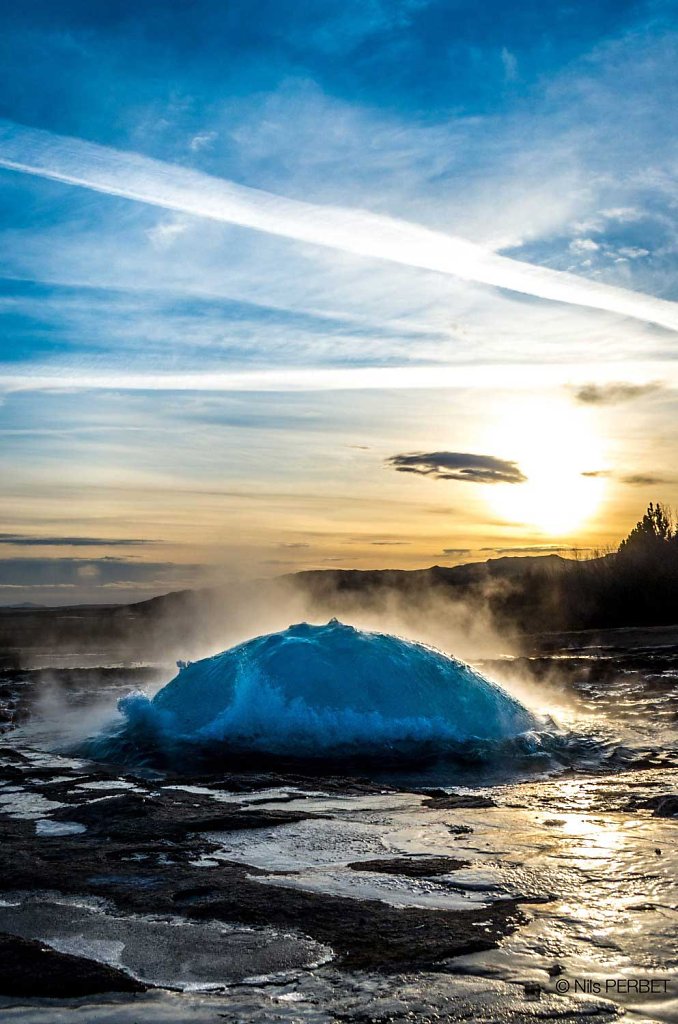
[84,620,548,768]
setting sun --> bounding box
[483,396,608,537]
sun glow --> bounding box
[484,396,607,537]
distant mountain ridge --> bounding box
[1,546,676,664]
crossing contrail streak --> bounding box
[1,118,677,333]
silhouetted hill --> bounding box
[1,547,677,664]
[292,553,570,591]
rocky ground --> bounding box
[0,626,676,1022]
[0,744,676,1022]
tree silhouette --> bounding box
[618,501,674,557]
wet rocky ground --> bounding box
[0,629,676,1022]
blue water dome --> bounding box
[115,620,541,759]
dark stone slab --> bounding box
[0,932,145,997]
[347,856,470,877]
[423,792,497,809]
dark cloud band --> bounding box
[387,451,526,484]
[572,381,662,405]
[0,534,155,547]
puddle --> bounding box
[35,819,87,837]
[0,789,65,819]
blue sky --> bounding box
[1,0,677,603]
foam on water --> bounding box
[86,620,545,766]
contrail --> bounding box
[1,118,677,333]
[2,361,677,393]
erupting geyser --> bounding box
[89,620,543,765]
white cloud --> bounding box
[501,47,518,82]
[189,130,217,152]
[569,238,600,253]
[617,246,649,259]
[146,216,190,250]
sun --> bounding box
[483,395,607,537]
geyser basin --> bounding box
[89,620,543,766]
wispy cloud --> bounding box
[387,451,527,484]
[189,131,217,152]
[370,539,410,546]
[481,544,580,553]
[2,119,678,333]
[0,533,155,547]
[620,473,670,486]
[580,470,671,485]
[500,47,518,82]
[0,557,199,588]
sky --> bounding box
[1,0,678,604]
